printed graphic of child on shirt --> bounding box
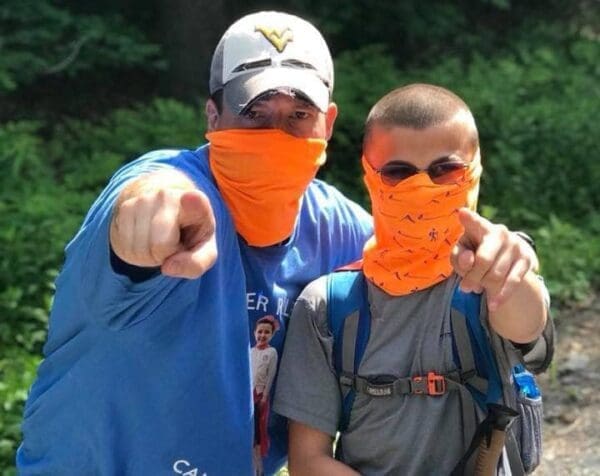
[251,315,280,476]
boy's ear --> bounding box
[205,99,220,131]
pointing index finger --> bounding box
[457,208,490,247]
[178,190,214,228]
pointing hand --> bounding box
[110,187,217,279]
[451,208,538,311]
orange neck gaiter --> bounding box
[362,154,482,296]
[207,129,327,247]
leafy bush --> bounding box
[49,98,205,191]
[0,121,47,190]
[451,38,600,227]
[536,215,600,304]
[287,0,582,65]
[0,0,163,93]
[0,350,40,476]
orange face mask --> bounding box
[362,153,482,296]
[206,129,327,247]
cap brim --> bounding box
[222,67,330,114]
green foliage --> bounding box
[536,215,600,304]
[0,0,163,93]
[286,0,582,65]
[451,38,600,226]
[0,350,40,476]
[0,121,47,191]
[321,45,402,203]
[49,99,205,191]
[0,120,74,353]
[0,144,72,470]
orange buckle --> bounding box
[426,372,446,395]
[412,372,446,395]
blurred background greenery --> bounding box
[1,0,599,473]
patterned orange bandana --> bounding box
[362,153,482,295]
[207,129,327,247]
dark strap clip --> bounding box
[461,368,477,382]
[339,373,354,388]
[412,372,446,396]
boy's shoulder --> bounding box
[295,275,330,326]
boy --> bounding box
[273,84,550,474]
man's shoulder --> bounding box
[305,179,353,205]
[134,148,186,163]
[304,179,371,224]
[109,148,200,184]
[128,146,208,174]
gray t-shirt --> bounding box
[273,274,481,475]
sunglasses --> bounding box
[377,159,469,186]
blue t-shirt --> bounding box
[17,147,254,475]
[241,180,373,474]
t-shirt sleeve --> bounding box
[517,275,555,373]
[272,277,341,437]
[487,275,554,374]
[57,151,204,329]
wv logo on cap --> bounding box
[255,26,293,52]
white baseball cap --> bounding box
[209,11,334,114]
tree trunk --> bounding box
[158,0,227,102]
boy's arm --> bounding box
[452,208,547,343]
[487,271,547,343]
[288,421,359,476]
[273,277,354,473]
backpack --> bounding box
[326,269,553,475]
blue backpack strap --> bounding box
[451,285,532,476]
[450,286,503,408]
[326,270,370,431]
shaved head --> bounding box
[364,84,479,149]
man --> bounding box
[17,11,538,476]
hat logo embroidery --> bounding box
[255,26,293,53]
